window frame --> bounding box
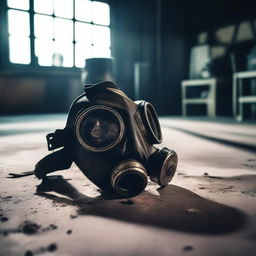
[0,0,111,73]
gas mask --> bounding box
[35,81,178,198]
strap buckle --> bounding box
[46,129,69,150]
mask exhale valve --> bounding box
[111,160,148,197]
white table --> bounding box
[181,78,217,117]
[233,70,256,121]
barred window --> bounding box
[7,0,111,68]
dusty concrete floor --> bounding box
[0,115,256,256]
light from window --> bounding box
[7,0,29,10]
[8,9,30,64]
[75,0,92,22]
[92,1,110,26]
[54,0,73,19]
[8,10,30,36]
[54,41,73,67]
[34,0,53,15]
[93,25,110,47]
[7,0,111,67]
[92,46,111,58]
[35,38,53,66]
[34,14,54,66]
[75,22,93,44]
[75,43,93,67]
[9,36,31,64]
[74,23,111,67]
[34,14,54,39]
[54,18,73,41]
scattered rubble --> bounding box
[67,229,72,234]
[21,221,41,235]
[120,199,135,205]
[183,245,193,252]
[186,208,200,215]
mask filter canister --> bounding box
[111,160,148,197]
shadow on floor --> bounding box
[36,175,247,235]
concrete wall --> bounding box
[0,73,82,115]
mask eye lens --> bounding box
[146,106,161,142]
[76,106,124,152]
[81,111,119,148]
[139,102,162,144]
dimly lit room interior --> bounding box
[0,0,256,255]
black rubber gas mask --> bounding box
[35,81,178,197]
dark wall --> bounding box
[110,0,256,115]
[0,71,82,115]
[110,0,194,115]
[110,0,190,114]
[110,0,157,99]
[158,0,193,115]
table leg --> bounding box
[233,74,237,117]
[251,79,256,119]
[182,84,186,116]
[207,82,216,118]
[237,78,243,121]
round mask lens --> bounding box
[140,102,162,144]
[148,147,178,187]
[75,106,124,152]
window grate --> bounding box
[6,0,111,68]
